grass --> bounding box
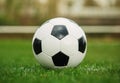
[0,38,120,83]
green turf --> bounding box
[0,38,120,83]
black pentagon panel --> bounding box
[78,36,86,53]
[51,25,68,40]
[33,38,42,55]
[52,52,69,66]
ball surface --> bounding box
[32,17,87,68]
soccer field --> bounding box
[0,38,120,83]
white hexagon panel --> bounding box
[33,23,53,40]
[42,36,60,57]
[61,35,78,57]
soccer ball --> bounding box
[32,17,87,68]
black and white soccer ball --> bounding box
[32,17,87,68]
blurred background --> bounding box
[0,0,120,25]
[0,0,120,39]
[0,1,120,82]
